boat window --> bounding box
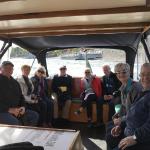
[0,43,37,78]
[46,48,125,77]
[134,42,148,81]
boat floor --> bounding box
[53,119,107,150]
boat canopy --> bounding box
[0,0,150,75]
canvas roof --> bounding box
[0,0,149,52]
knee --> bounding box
[32,111,39,121]
[41,101,47,108]
[109,101,115,107]
[27,110,39,123]
[97,97,104,104]
[66,100,72,105]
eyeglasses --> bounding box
[38,70,44,74]
[115,71,127,75]
[85,71,90,74]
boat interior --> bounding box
[0,0,150,149]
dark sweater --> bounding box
[125,91,150,143]
[102,72,121,95]
[0,74,25,112]
[31,75,49,98]
[52,74,72,100]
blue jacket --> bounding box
[125,91,150,143]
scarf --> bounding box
[23,75,32,95]
[39,78,45,97]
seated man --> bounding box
[97,65,121,123]
[51,65,72,123]
[107,63,150,150]
[0,61,39,126]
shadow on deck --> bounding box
[53,119,107,150]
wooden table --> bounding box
[0,124,84,150]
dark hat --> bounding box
[1,61,14,67]
[59,65,66,70]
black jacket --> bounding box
[31,75,49,98]
[102,72,121,95]
[0,74,25,112]
[125,91,150,143]
[52,74,72,101]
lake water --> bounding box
[1,57,141,80]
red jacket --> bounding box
[80,76,102,98]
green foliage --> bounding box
[46,48,81,57]
[10,47,33,58]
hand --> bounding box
[113,117,121,126]
[108,95,113,99]
[111,125,122,137]
[112,113,120,120]
[8,108,20,117]
[31,94,38,100]
[119,136,137,150]
[18,107,25,115]
[34,100,38,103]
[104,95,109,100]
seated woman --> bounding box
[17,65,51,127]
[74,68,102,127]
[108,63,150,150]
[106,63,142,149]
[31,66,53,127]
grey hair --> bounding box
[35,65,46,76]
[115,63,130,76]
[103,65,111,70]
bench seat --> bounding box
[47,77,109,123]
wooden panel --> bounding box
[0,6,149,21]
[69,102,88,123]
[72,77,81,98]
[103,104,109,124]
[0,22,148,34]
[3,28,142,38]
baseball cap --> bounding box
[59,65,67,70]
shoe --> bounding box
[94,122,104,127]
[42,123,49,128]
[47,122,52,128]
[87,120,93,128]
[74,110,81,115]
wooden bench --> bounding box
[47,77,109,123]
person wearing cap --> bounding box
[0,61,39,126]
[31,66,53,127]
[51,65,72,124]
